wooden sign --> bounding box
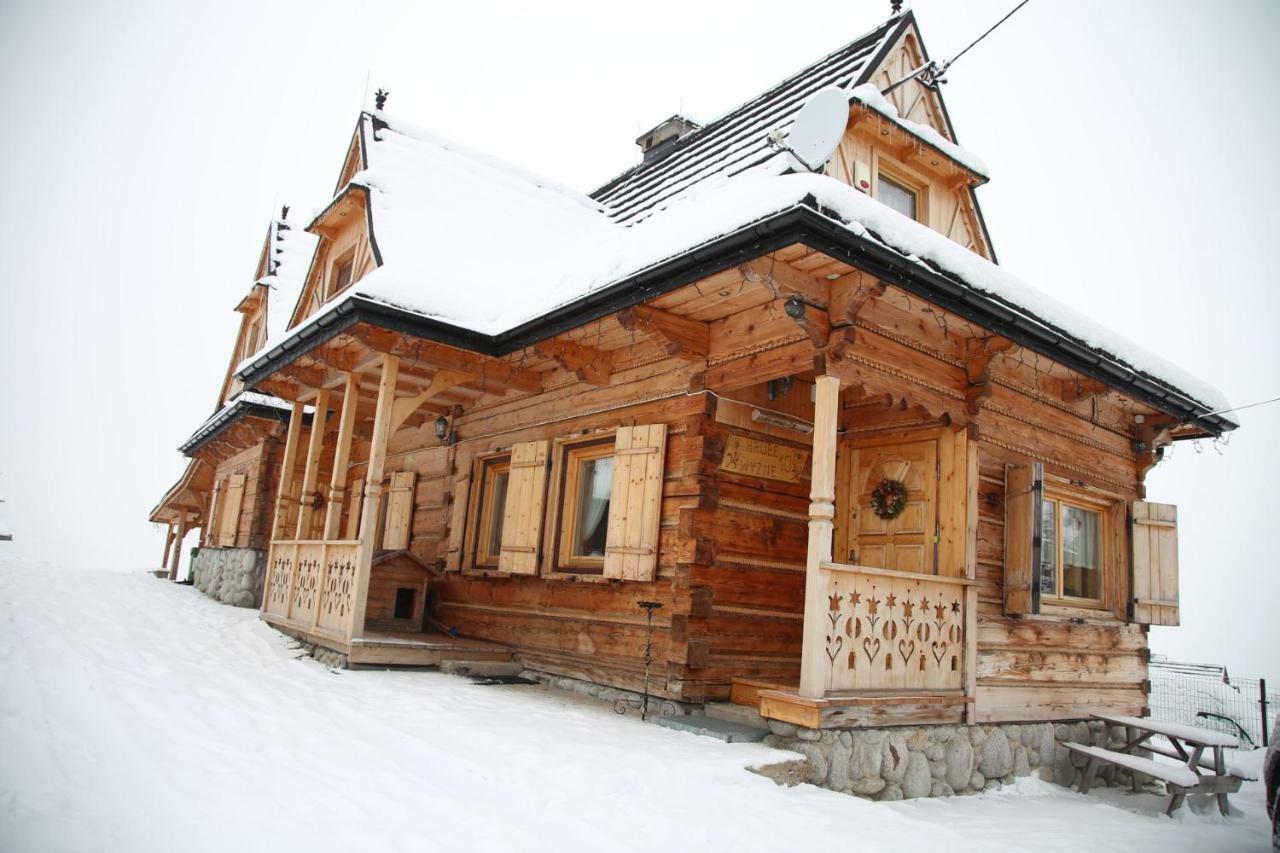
[719,435,810,483]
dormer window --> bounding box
[877,174,918,221]
[329,252,354,299]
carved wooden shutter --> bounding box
[1131,501,1179,625]
[444,472,470,571]
[499,441,549,575]
[206,478,223,546]
[381,471,416,551]
[604,425,667,582]
[1003,462,1043,615]
[219,474,246,547]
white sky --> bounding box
[1,0,1277,682]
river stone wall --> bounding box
[760,719,1142,800]
[191,547,266,608]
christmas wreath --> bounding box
[870,478,908,520]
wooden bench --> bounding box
[1063,742,1199,794]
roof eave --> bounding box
[235,203,1233,436]
[178,399,306,456]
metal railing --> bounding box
[1148,659,1276,749]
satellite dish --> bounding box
[781,87,849,172]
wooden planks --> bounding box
[499,441,550,575]
[1131,501,1179,625]
[604,425,667,581]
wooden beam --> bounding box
[390,369,469,433]
[829,274,887,328]
[617,304,709,360]
[736,258,827,307]
[168,515,187,581]
[349,326,542,393]
[963,335,1015,415]
[534,339,614,385]
[1134,414,1181,493]
[781,297,830,349]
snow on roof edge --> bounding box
[847,83,990,179]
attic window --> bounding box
[877,174,918,221]
[329,253,354,299]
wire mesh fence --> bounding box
[1148,658,1276,750]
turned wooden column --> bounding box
[269,401,306,542]
[323,372,360,540]
[799,374,840,699]
[294,390,332,539]
[348,355,399,641]
[160,523,175,569]
[168,515,188,581]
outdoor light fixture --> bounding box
[434,415,448,441]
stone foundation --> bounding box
[760,719,1144,801]
[191,547,267,608]
[520,670,699,718]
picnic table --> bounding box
[1063,713,1248,816]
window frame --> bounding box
[1038,482,1111,610]
[871,152,930,226]
[327,250,356,300]
[546,434,617,577]
[466,452,512,571]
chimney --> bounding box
[636,114,701,165]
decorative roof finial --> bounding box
[280,204,289,221]
[374,88,389,111]
[891,0,903,13]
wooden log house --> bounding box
[161,11,1236,728]
[150,211,316,591]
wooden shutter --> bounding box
[444,473,470,571]
[1003,462,1043,615]
[218,474,246,547]
[498,441,549,574]
[206,479,223,546]
[381,471,416,550]
[1131,501,1179,625]
[604,425,667,581]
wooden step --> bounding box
[704,701,771,731]
[439,659,525,678]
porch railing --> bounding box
[263,539,361,638]
[816,562,973,694]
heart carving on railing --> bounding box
[826,634,844,663]
[898,639,915,664]
[931,640,948,664]
[862,636,881,663]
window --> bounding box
[877,174,918,221]
[329,253,354,299]
[554,439,615,572]
[471,455,511,569]
[1039,493,1104,604]
[241,316,262,361]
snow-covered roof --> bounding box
[235,15,1232,432]
[591,15,904,225]
[179,391,297,456]
[847,83,989,179]
[258,213,319,342]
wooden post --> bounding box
[323,373,360,540]
[270,402,306,541]
[168,515,188,581]
[963,431,980,724]
[160,522,175,569]
[799,374,840,700]
[295,390,331,539]
[349,355,399,641]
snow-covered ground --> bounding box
[0,552,1271,853]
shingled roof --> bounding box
[591,14,906,225]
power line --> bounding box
[882,0,1034,95]
[1200,394,1280,420]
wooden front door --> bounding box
[837,437,939,573]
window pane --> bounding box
[877,176,917,220]
[486,471,509,557]
[1062,505,1102,599]
[1038,499,1057,597]
[334,260,353,295]
[572,456,613,558]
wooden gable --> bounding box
[290,121,380,331]
[827,22,994,261]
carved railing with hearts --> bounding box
[819,562,973,693]
[262,539,362,639]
